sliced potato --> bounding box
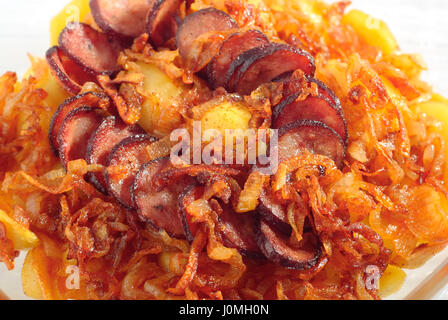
[0,209,39,250]
[21,247,45,300]
[193,96,252,138]
[50,0,91,46]
[342,9,398,54]
[136,61,183,136]
[379,265,406,297]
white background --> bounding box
[0,0,448,300]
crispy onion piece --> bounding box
[11,160,104,195]
[235,171,269,213]
[272,152,341,193]
[98,75,142,125]
[168,227,207,295]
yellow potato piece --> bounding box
[200,100,252,136]
[38,72,71,109]
[137,62,183,136]
[0,209,39,250]
[379,265,406,297]
[342,9,398,54]
[21,248,45,300]
[50,0,91,46]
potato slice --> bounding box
[136,61,183,136]
[342,9,398,54]
[21,247,46,300]
[199,98,252,136]
[379,265,406,297]
[50,0,91,46]
[0,209,39,250]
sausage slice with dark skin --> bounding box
[132,157,191,238]
[180,184,262,258]
[274,77,348,143]
[227,43,315,95]
[86,116,145,194]
[207,29,269,89]
[278,120,346,168]
[105,134,156,209]
[57,106,106,169]
[46,46,98,95]
[273,93,348,144]
[90,0,154,39]
[176,7,238,71]
[49,91,109,155]
[147,0,182,47]
[59,22,123,75]
[255,217,321,270]
[257,187,291,234]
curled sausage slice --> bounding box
[256,217,321,270]
[46,46,97,95]
[180,185,262,258]
[176,7,238,71]
[147,0,182,47]
[86,116,145,194]
[307,77,341,109]
[218,203,263,258]
[257,187,291,234]
[57,106,106,169]
[59,22,123,75]
[132,157,190,238]
[207,29,269,89]
[49,91,108,155]
[90,0,154,39]
[273,93,347,144]
[228,43,315,95]
[106,134,156,208]
[278,120,346,167]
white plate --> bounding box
[0,0,448,300]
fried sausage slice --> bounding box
[180,185,262,257]
[57,106,106,169]
[207,29,269,89]
[90,0,154,38]
[49,92,108,155]
[147,0,182,47]
[228,43,315,95]
[256,217,321,270]
[86,116,145,194]
[106,134,156,208]
[46,46,97,95]
[278,120,346,167]
[132,157,191,238]
[257,187,291,234]
[273,94,347,144]
[59,22,123,75]
[176,7,238,71]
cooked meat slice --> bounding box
[132,157,191,238]
[46,46,97,95]
[207,29,269,89]
[57,106,106,168]
[59,22,123,75]
[256,217,321,270]
[90,0,154,38]
[86,116,144,194]
[278,120,346,167]
[105,134,156,208]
